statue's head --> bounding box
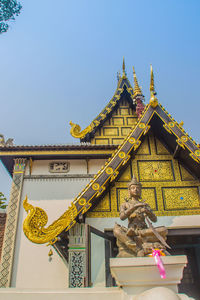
[128,175,142,199]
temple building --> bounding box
[0,60,200,299]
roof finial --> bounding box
[149,65,158,108]
[133,66,142,96]
[122,57,126,78]
[150,64,156,96]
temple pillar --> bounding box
[68,223,88,288]
[0,158,26,287]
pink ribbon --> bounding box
[152,249,166,279]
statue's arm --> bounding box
[120,203,134,220]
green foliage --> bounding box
[0,0,22,34]
[0,192,7,209]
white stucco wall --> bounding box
[24,159,107,176]
[12,177,90,288]
[11,158,109,289]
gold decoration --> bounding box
[128,137,136,144]
[96,185,106,197]
[150,65,155,94]
[138,160,174,181]
[189,153,200,163]
[179,121,184,127]
[87,133,200,219]
[139,123,146,129]
[150,95,158,108]
[103,127,118,136]
[92,183,100,191]
[179,164,195,181]
[81,201,92,214]
[48,249,53,257]
[133,140,141,150]
[120,108,129,115]
[118,151,126,159]
[113,117,124,126]
[162,187,200,210]
[69,121,92,139]
[122,154,130,165]
[181,136,188,142]
[141,188,157,211]
[122,57,126,78]
[105,167,113,175]
[176,139,185,149]
[143,125,151,135]
[121,127,131,136]
[168,122,175,128]
[78,198,86,206]
[92,192,110,212]
[149,65,158,108]
[100,114,106,120]
[110,170,119,182]
[117,164,131,182]
[127,117,137,126]
[91,92,138,145]
[23,196,78,244]
[155,139,170,155]
[137,136,150,155]
[133,67,142,96]
[163,124,172,134]
[195,149,200,157]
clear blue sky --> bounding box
[1,0,200,200]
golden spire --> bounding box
[122,57,126,78]
[133,66,142,96]
[150,64,155,95]
[149,65,158,108]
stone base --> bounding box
[0,287,194,300]
[110,255,187,295]
[0,288,122,300]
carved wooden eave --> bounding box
[69,75,139,142]
[23,99,200,245]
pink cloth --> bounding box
[152,249,166,279]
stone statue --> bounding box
[113,176,169,257]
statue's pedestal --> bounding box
[110,255,187,296]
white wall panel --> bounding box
[12,177,91,288]
[25,159,87,176]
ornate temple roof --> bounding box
[23,66,200,245]
[69,59,144,142]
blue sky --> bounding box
[1,0,200,200]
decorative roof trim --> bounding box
[23,99,200,245]
[69,75,136,139]
[0,149,115,156]
[0,144,117,156]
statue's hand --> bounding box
[129,212,137,219]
